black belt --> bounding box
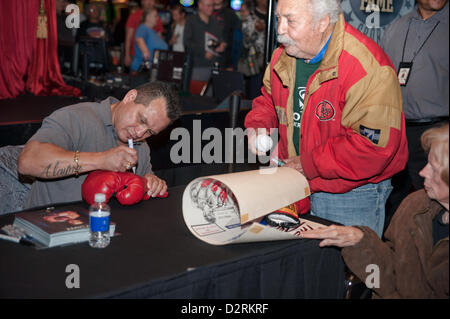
[406,117,449,126]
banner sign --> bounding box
[341,0,415,44]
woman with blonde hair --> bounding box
[303,123,449,298]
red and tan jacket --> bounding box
[245,14,408,197]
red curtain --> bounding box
[0,0,81,100]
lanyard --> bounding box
[401,18,440,62]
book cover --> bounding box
[13,207,115,248]
[204,32,220,57]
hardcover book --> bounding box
[13,207,115,248]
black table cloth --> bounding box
[0,185,345,298]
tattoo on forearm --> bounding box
[40,161,82,178]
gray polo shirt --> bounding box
[25,97,153,209]
[381,2,449,120]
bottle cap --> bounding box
[94,193,106,203]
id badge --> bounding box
[398,62,413,86]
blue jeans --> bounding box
[310,179,393,238]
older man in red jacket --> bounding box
[245,0,408,237]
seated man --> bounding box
[18,81,181,209]
[302,123,449,299]
[131,9,169,73]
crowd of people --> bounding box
[56,0,267,97]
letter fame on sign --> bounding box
[341,0,413,44]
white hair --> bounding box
[309,0,342,24]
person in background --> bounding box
[302,123,449,299]
[381,0,449,230]
[131,9,169,73]
[254,0,268,34]
[212,0,241,69]
[77,2,111,43]
[169,4,186,52]
[238,1,265,99]
[76,2,113,73]
[125,0,165,68]
[183,0,226,80]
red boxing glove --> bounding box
[115,172,147,205]
[82,170,121,205]
[83,171,168,205]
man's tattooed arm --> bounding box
[39,161,83,178]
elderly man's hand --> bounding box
[284,156,304,174]
[144,173,167,197]
[301,225,364,247]
[247,128,271,156]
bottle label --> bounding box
[90,214,110,233]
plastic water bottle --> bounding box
[89,193,111,248]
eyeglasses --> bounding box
[138,113,156,137]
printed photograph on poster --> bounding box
[182,168,326,246]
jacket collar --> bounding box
[412,192,443,220]
[273,49,295,88]
[320,13,345,72]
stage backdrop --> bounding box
[341,0,415,44]
[0,0,80,100]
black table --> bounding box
[0,185,345,299]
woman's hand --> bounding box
[301,225,364,247]
[284,156,304,174]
